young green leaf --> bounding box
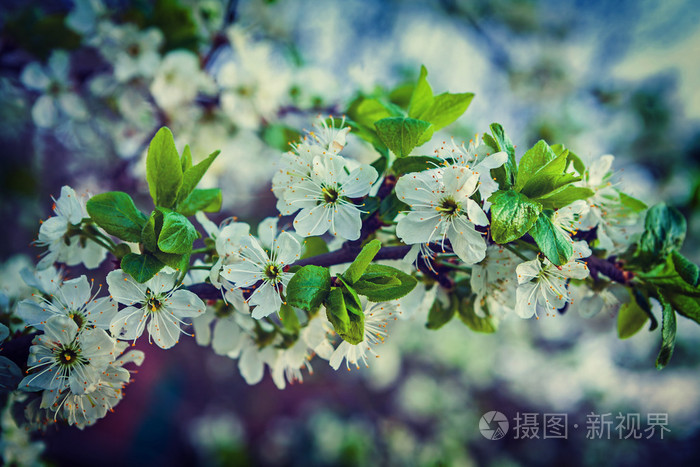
[391,155,442,176]
[146,127,183,208]
[352,264,417,301]
[300,236,329,260]
[488,190,542,244]
[671,250,699,287]
[181,144,192,172]
[487,123,517,189]
[121,252,165,283]
[537,186,594,210]
[343,239,382,284]
[325,287,350,336]
[617,300,649,339]
[427,295,456,330]
[408,65,433,119]
[279,303,300,333]
[261,125,302,152]
[518,148,581,198]
[635,203,686,266]
[86,191,148,242]
[528,212,573,266]
[157,211,197,254]
[348,96,403,129]
[177,150,221,205]
[656,298,677,369]
[286,265,331,311]
[418,91,474,132]
[177,188,222,217]
[619,192,647,213]
[457,298,497,333]
[515,140,557,191]
[141,209,163,252]
[375,117,432,157]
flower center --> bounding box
[436,197,460,216]
[321,185,340,204]
[68,312,85,329]
[264,263,281,281]
[58,347,79,366]
[127,43,141,57]
[145,288,163,312]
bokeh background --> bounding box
[1,0,700,465]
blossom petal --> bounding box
[515,282,539,319]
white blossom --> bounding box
[20,315,115,394]
[470,245,519,318]
[434,136,508,208]
[20,51,87,128]
[17,275,117,331]
[395,165,488,265]
[329,300,394,371]
[107,270,206,349]
[35,186,107,270]
[514,241,592,319]
[219,219,301,319]
[284,154,378,240]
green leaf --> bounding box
[619,192,647,213]
[348,96,403,129]
[301,236,329,260]
[141,209,163,252]
[672,250,699,287]
[617,300,649,339]
[352,264,417,301]
[375,117,432,157]
[457,298,497,333]
[635,203,686,266]
[177,150,221,205]
[638,256,700,298]
[343,239,382,284]
[86,192,148,242]
[519,149,581,198]
[261,125,302,152]
[181,144,192,172]
[391,155,442,176]
[279,303,300,333]
[286,265,331,311]
[427,294,456,330]
[154,250,189,271]
[325,287,350,336]
[537,186,594,210]
[418,92,474,132]
[666,293,700,325]
[157,211,197,254]
[656,297,677,369]
[528,212,573,266]
[515,140,557,191]
[408,65,433,119]
[488,190,542,244]
[147,127,183,208]
[333,279,366,344]
[121,252,165,283]
[176,188,222,217]
[487,123,517,189]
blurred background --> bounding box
[1,0,700,465]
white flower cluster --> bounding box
[13,265,206,428]
[272,117,379,241]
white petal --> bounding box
[293,204,332,237]
[466,199,488,226]
[60,276,91,309]
[33,95,58,128]
[250,283,281,319]
[148,310,181,349]
[257,217,279,249]
[274,232,301,265]
[515,259,541,284]
[396,211,442,245]
[106,270,147,306]
[515,282,539,319]
[212,317,243,355]
[110,306,148,341]
[20,62,50,90]
[330,204,362,240]
[165,289,206,318]
[448,221,486,264]
[340,165,378,198]
[475,151,508,170]
[239,344,264,384]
